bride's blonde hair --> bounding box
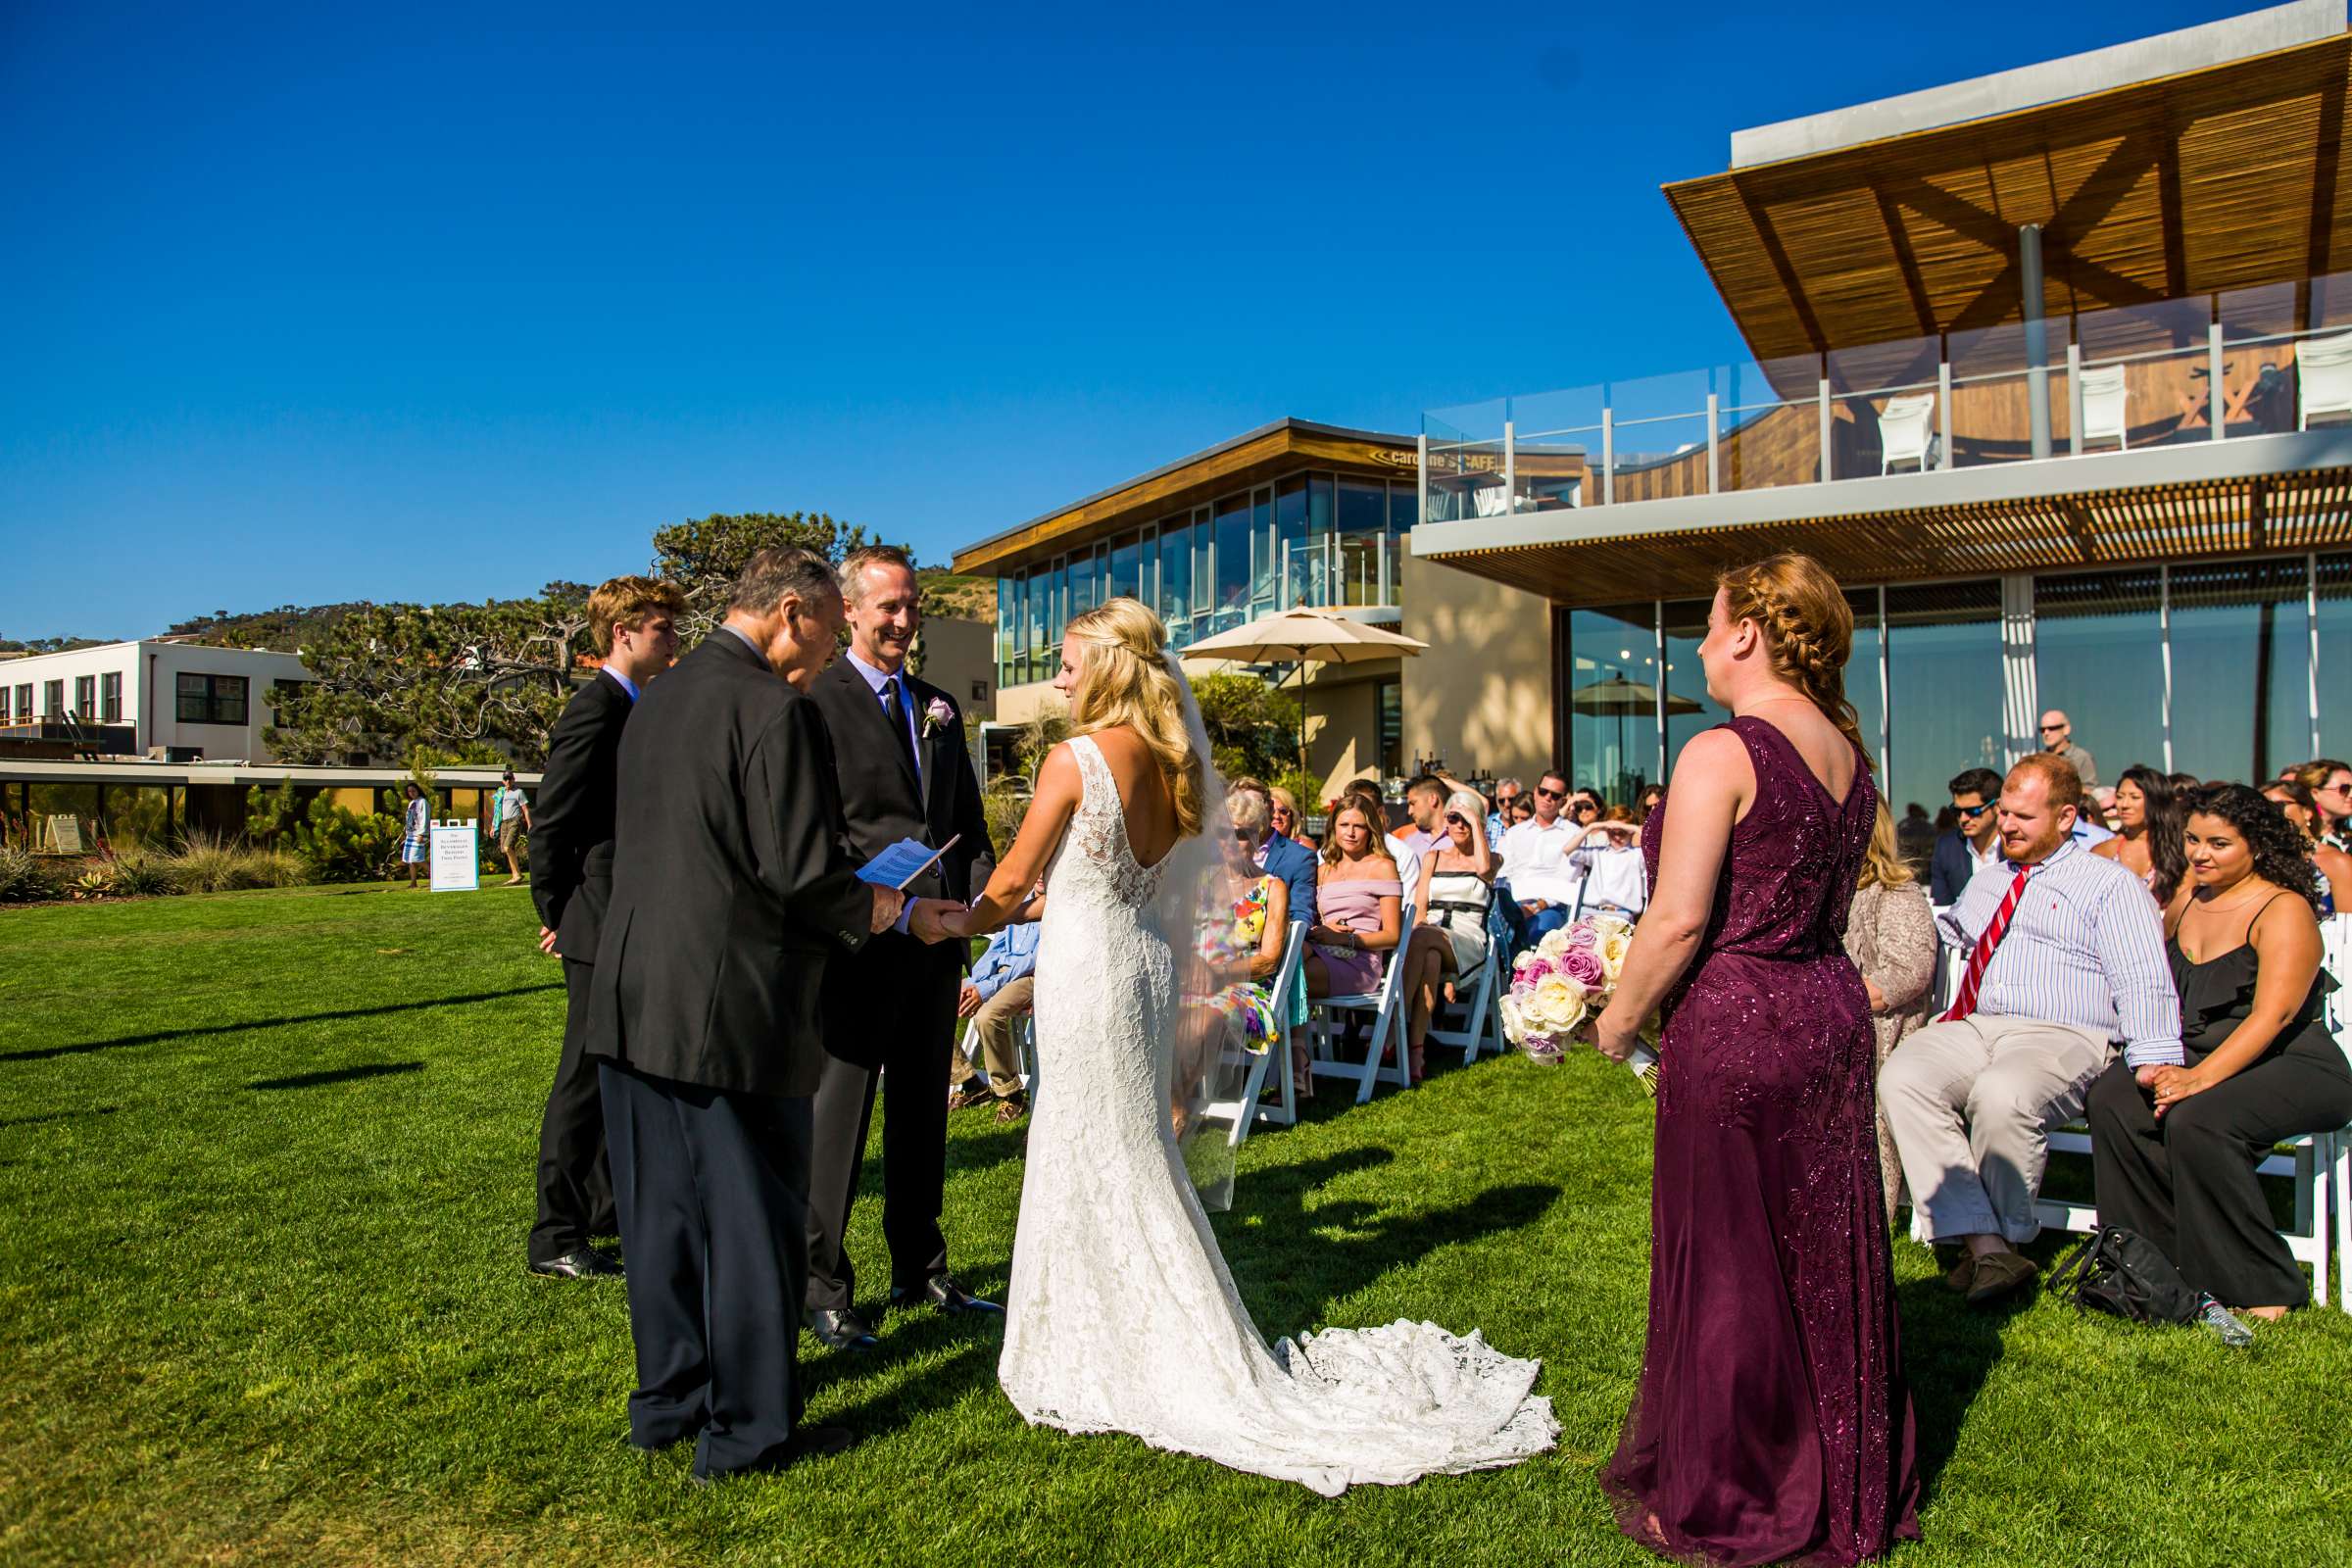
[1063,596,1205,839]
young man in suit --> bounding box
[803,545,1000,1352]
[586,547,902,1481]
[1931,766,2004,906]
[526,575,684,1281]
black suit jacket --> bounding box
[586,630,872,1098]
[1929,829,1978,906]
[806,657,997,1065]
[530,670,632,962]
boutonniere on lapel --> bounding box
[922,696,956,739]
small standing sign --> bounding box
[428,821,479,892]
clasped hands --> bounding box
[2133,1061,2208,1119]
[864,887,965,939]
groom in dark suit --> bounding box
[587,546,903,1481]
[525,574,683,1281]
[803,545,999,1350]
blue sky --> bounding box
[0,1,2232,638]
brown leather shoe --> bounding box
[1965,1250,2038,1305]
[1943,1253,1978,1294]
[947,1082,993,1113]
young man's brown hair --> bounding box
[587,575,688,658]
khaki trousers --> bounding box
[951,976,1033,1101]
[1878,1013,2114,1245]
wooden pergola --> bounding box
[1665,27,2352,366]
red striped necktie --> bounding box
[1942,865,2033,1023]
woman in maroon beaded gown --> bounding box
[1592,555,1921,1566]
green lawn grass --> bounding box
[2,884,2348,1566]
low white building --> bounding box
[0,640,312,762]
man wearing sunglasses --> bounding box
[1931,767,2005,906]
[1497,771,1632,954]
[2036,710,2097,791]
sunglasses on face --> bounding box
[1445,813,1469,828]
[1572,802,1598,814]
[2038,723,2066,733]
[1954,802,1992,817]
[1535,785,1566,800]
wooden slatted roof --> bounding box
[1422,466,2352,606]
[1665,29,2352,363]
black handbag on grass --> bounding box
[2046,1226,2200,1323]
[2047,1226,2254,1346]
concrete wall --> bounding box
[1397,552,1554,785]
[914,615,996,723]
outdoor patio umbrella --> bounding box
[1567,676,1703,716]
[1183,609,1430,779]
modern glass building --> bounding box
[1415,3,2352,808]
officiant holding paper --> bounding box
[804,546,999,1350]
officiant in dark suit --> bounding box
[587,546,903,1481]
[525,575,683,1282]
[803,545,999,1350]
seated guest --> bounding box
[1340,779,1417,894]
[950,889,1042,1123]
[1895,802,1938,871]
[1845,802,1941,1226]
[2301,758,2351,850]
[1880,755,2180,1305]
[1302,802,1402,1098]
[1575,805,1648,918]
[2094,763,2186,905]
[1931,767,2005,906]
[2086,784,2352,1319]
[1200,788,1300,1072]
[1267,785,1313,853]
[2038,708,2098,789]
[1635,783,1664,824]
[1399,790,1495,1083]
[1505,792,1536,829]
[2262,778,2352,913]
[1498,770,1627,951]
[1229,775,1318,930]
[1487,776,1524,847]
[1389,774,1447,869]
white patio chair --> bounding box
[1471,484,1511,517]
[956,1010,1039,1101]
[2297,329,2352,429]
[1211,920,1309,1149]
[2079,365,2130,451]
[1878,393,1936,473]
[1424,897,1514,1065]
[1305,898,1416,1103]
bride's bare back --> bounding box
[962,722,1182,929]
[1079,725,1179,870]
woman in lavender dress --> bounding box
[1592,554,1921,1566]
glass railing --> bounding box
[1423,268,2352,518]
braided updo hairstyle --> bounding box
[1062,596,1206,839]
[2185,782,2325,908]
[1715,552,1872,768]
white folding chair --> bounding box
[1878,393,1936,473]
[956,1011,1039,1101]
[2079,365,2130,451]
[1425,898,1513,1065]
[1471,483,1511,517]
[1215,920,1309,1148]
[2297,330,2352,428]
[1306,899,1415,1103]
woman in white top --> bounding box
[1400,790,1495,1083]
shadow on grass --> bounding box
[0,1104,119,1131]
[249,1061,424,1091]
[1895,1243,2057,1503]
[0,983,562,1064]
[1220,1149,1563,1332]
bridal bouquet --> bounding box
[1499,915,1662,1090]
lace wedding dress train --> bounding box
[997,736,1558,1496]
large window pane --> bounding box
[1566,604,1659,804]
[1250,488,1276,615]
[1387,483,1415,608]
[2319,553,2351,760]
[2035,568,2165,789]
[1159,520,1194,642]
[1068,548,1100,622]
[998,576,1019,686]
[1191,509,1212,640]
[1661,599,1733,778]
[1109,533,1142,603]
[1212,494,1250,631]
[1886,579,2005,817]
[1275,477,1314,608]
[1845,587,1886,776]
[1025,570,1050,684]
[1336,478,1386,609]
[2168,557,2311,783]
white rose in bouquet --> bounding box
[1530,975,1589,1035]
[1594,917,1635,980]
[1537,928,1572,959]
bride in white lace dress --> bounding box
[935,598,1556,1495]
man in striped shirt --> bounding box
[1880,754,2181,1304]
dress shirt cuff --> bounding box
[2121,1037,2185,1069]
[894,902,913,937]
[973,975,1001,1002]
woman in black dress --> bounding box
[2085,782,2352,1318]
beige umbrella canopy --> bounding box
[1182,609,1428,780]
[1569,676,1704,717]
